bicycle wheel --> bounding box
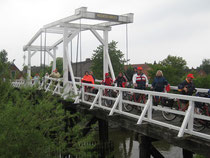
[104,99,112,107]
[193,119,205,132]
[84,94,90,101]
[161,101,177,121]
[104,90,113,107]
[123,93,134,112]
[193,107,205,132]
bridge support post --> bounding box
[139,136,151,158]
[27,50,31,81]
[183,149,193,158]
[98,119,109,158]
[139,135,164,158]
[103,30,109,80]
[52,47,57,72]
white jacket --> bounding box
[132,73,148,87]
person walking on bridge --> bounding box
[151,70,169,106]
[81,71,95,93]
[178,74,196,96]
[132,67,148,90]
[151,70,168,92]
[114,72,127,87]
[49,69,61,78]
[89,71,95,82]
[101,73,113,86]
[81,71,94,84]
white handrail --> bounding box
[11,77,210,140]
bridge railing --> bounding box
[11,77,210,140]
[79,82,210,140]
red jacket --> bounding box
[81,75,94,84]
[101,77,113,86]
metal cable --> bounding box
[126,24,129,65]
[79,19,82,77]
[44,29,47,77]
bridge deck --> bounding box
[68,102,210,157]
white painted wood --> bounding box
[61,23,111,31]
[27,50,31,80]
[103,30,109,80]
[23,29,42,51]
[109,93,121,116]
[137,97,151,124]
[178,102,193,137]
[90,29,105,45]
[52,48,57,72]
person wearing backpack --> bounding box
[151,70,168,92]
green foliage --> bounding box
[194,154,206,158]
[49,57,63,76]
[0,49,10,79]
[148,55,188,85]
[0,83,96,157]
[198,59,210,74]
[0,52,96,158]
[124,65,135,82]
[193,75,210,88]
[91,41,126,79]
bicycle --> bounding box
[193,92,210,131]
[123,91,147,112]
[102,88,114,107]
[161,98,206,132]
[84,85,95,102]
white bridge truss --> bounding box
[12,77,210,141]
[23,7,134,96]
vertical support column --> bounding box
[63,27,78,96]
[103,30,116,81]
[103,30,109,80]
[139,136,151,158]
[27,50,31,80]
[63,28,68,87]
[99,119,109,141]
[52,47,57,72]
[183,149,193,158]
[98,119,109,158]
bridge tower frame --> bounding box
[23,7,133,95]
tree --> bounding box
[91,41,126,79]
[49,57,63,76]
[148,55,188,86]
[198,59,210,74]
[124,65,135,82]
[0,49,10,80]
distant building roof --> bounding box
[124,64,151,77]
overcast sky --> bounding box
[0,0,210,70]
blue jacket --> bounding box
[152,77,168,92]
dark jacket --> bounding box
[178,79,196,96]
[152,76,168,92]
[114,76,127,87]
